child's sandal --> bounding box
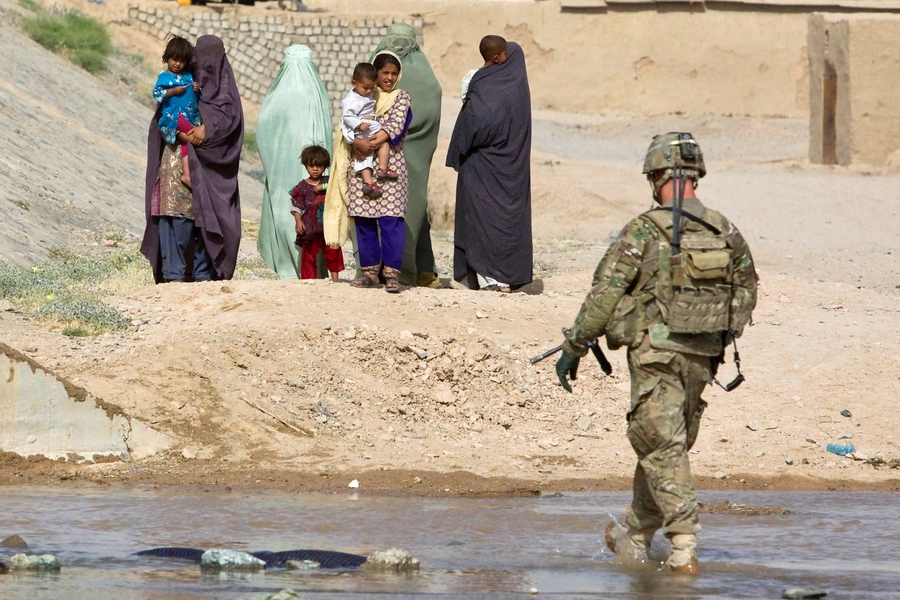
[376,168,399,180]
[363,183,383,199]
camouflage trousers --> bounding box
[623,336,712,537]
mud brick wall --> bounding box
[128,5,422,122]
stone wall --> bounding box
[128,4,421,119]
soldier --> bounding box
[555,133,758,573]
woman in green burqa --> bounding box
[371,23,442,287]
[257,45,332,278]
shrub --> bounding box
[22,9,113,74]
[0,249,137,335]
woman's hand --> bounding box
[185,124,206,146]
[350,131,388,160]
[176,132,189,145]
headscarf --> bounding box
[371,24,442,285]
[141,35,244,282]
[324,52,406,249]
[256,45,332,278]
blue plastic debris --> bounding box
[826,442,855,456]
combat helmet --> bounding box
[642,132,706,179]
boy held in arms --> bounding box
[153,36,202,188]
[290,145,345,281]
[460,35,508,102]
[341,62,396,200]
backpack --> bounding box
[605,207,735,349]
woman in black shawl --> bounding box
[447,41,533,292]
[142,35,244,282]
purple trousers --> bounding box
[355,216,405,270]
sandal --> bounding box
[481,284,511,293]
[384,277,401,294]
[362,183,383,199]
[350,275,380,288]
[376,168,399,180]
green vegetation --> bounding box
[8,198,30,211]
[21,6,113,74]
[0,249,138,335]
[243,130,259,156]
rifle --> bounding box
[531,328,612,375]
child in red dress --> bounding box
[290,146,345,280]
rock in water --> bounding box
[10,554,61,571]
[782,588,827,599]
[0,535,28,549]
[200,549,265,571]
[364,548,420,572]
[285,559,320,570]
[245,590,301,600]
[0,561,8,574]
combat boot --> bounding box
[605,521,655,563]
[664,533,700,574]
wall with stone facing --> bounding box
[128,4,421,120]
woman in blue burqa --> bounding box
[256,45,333,278]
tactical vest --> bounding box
[606,207,735,353]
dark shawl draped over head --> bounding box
[371,23,442,285]
[141,35,244,282]
[447,42,533,288]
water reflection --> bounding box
[0,488,897,599]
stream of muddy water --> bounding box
[1,487,897,599]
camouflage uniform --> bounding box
[562,196,758,537]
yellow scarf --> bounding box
[324,53,402,248]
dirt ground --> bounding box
[1,1,899,496]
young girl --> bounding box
[290,146,345,280]
[153,36,202,188]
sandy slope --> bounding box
[1,7,899,494]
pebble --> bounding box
[574,414,593,431]
[785,457,794,465]
[747,421,760,431]
[840,409,852,418]
[364,548,420,572]
[200,549,264,571]
[782,588,827,599]
[0,535,28,549]
[476,311,489,319]
[530,587,539,594]
[181,448,196,460]
[10,554,60,571]
[714,472,727,479]
[348,479,359,489]
[408,345,428,359]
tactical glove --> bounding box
[556,352,580,393]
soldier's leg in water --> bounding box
[625,346,704,572]
[613,344,667,563]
